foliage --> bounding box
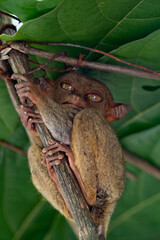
[0,0,160,239]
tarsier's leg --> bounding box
[71,108,125,232]
[42,139,94,206]
[28,144,71,219]
[41,142,73,211]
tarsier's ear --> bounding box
[106,103,131,123]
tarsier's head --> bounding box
[45,72,131,122]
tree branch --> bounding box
[26,41,160,75]
[10,42,160,80]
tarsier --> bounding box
[14,72,130,236]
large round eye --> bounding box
[60,82,75,92]
[85,93,102,103]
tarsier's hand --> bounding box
[17,105,43,135]
[12,73,43,105]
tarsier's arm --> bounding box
[14,74,78,145]
[14,75,76,219]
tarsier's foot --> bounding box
[42,140,65,165]
[42,139,75,182]
[18,105,43,135]
[42,139,74,162]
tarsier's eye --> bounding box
[61,82,75,92]
[85,93,102,103]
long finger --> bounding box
[15,82,30,90]
[45,153,64,162]
[20,105,34,113]
[28,118,43,129]
[16,86,31,94]
[20,106,38,115]
[12,73,28,81]
[44,148,62,158]
[24,111,42,119]
[42,143,58,153]
[44,147,61,157]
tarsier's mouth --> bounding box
[62,102,83,110]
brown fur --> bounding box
[28,144,71,219]
[71,108,125,231]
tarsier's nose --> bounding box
[70,93,87,108]
[71,93,82,102]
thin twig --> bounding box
[10,42,160,80]
[26,52,64,74]
[29,59,73,73]
[124,150,160,179]
[126,171,137,181]
[0,140,27,156]
[27,41,160,75]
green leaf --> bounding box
[108,176,160,240]
[0,81,19,139]
[121,125,160,166]
[1,0,160,54]
[0,0,63,22]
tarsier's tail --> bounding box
[91,201,116,239]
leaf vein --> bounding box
[109,192,160,232]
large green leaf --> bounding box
[1,0,160,53]
[0,0,63,22]
[0,0,160,240]
[0,81,18,139]
[121,125,160,166]
[108,175,160,240]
